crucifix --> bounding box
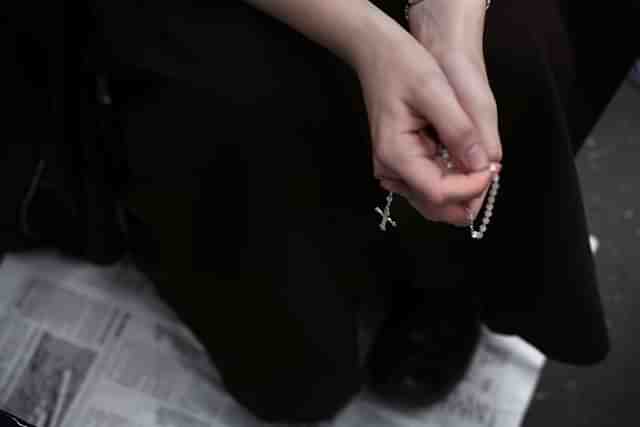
[375,191,397,231]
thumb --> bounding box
[413,77,491,173]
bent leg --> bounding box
[412,0,640,363]
[120,96,371,423]
[361,0,640,366]
[108,2,396,422]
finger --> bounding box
[405,192,472,226]
[378,174,458,225]
[379,177,411,199]
[373,156,404,182]
[435,203,475,226]
[377,164,469,226]
[438,52,503,163]
[418,125,439,158]
[466,185,489,222]
[412,73,490,172]
[399,152,494,205]
[401,162,500,226]
[404,194,441,223]
[464,161,502,220]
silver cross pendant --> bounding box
[375,191,397,231]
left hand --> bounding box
[406,0,502,221]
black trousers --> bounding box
[95,0,640,423]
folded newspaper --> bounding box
[0,250,544,427]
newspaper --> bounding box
[0,249,545,427]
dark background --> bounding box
[524,79,640,426]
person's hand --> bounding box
[406,0,503,220]
[353,15,500,226]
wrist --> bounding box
[348,3,415,74]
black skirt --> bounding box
[4,0,639,373]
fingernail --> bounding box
[489,162,503,174]
[465,144,490,172]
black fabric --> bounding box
[1,2,129,265]
[0,408,36,427]
[474,0,639,364]
[2,0,639,422]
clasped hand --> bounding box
[359,0,502,226]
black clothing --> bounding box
[3,0,639,422]
[0,408,36,427]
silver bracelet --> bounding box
[405,0,492,22]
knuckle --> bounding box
[488,134,504,162]
[483,137,502,161]
[372,131,395,160]
[372,151,387,173]
[374,142,398,169]
[415,201,441,223]
[447,124,476,149]
[440,208,470,227]
[427,188,445,205]
[490,144,504,162]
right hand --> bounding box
[354,23,500,226]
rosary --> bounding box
[375,144,500,240]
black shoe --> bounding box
[364,284,481,409]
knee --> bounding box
[223,366,363,423]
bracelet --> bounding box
[405,0,492,22]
